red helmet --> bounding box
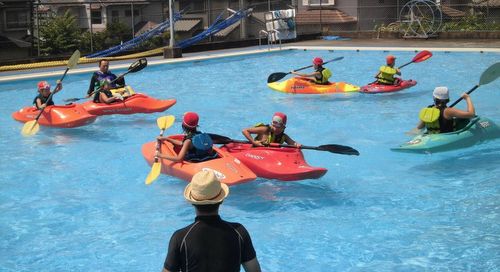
[37,81,50,90]
[183,112,199,129]
[272,112,287,128]
[313,57,324,65]
[386,55,396,65]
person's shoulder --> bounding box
[172,221,198,237]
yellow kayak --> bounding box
[267,77,360,94]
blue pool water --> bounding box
[1,49,499,271]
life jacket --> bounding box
[419,105,454,134]
[314,67,332,84]
[33,94,54,109]
[254,123,286,144]
[376,65,397,84]
[184,132,218,162]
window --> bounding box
[4,9,29,30]
[125,9,140,17]
[111,10,119,23]
[91,9,102,24]
[302,0,335,6]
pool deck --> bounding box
[1,38,499,83]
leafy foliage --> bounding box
[442,15,500,31]
[39,10,81,55]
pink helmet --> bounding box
[183,112,199,129]
[313,57,324,65]
[37,81,50,90]
[272,112,287,128]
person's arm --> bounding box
[284,134,301,147]
[35,97,45,110]
[157,139,190,162]
[99,92,122,104]
[87,73,98,97]
[291,71,320,78]
[53,80,63,94]
[395,68,401,76]
[444,93,475,119]
[157,136,183,146]
[242,258,261,272]
[242,126,267,146]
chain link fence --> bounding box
[0,0,499,62]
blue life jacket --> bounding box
[184,132,218,162]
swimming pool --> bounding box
[1,49,499,271]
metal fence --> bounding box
[0,0,499,62]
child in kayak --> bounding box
[93,79,124,104]
[156,112,218,162]
[33,80,63,110]
[87,59,125,98]
[242,112,301,147]
[415,87,476,134]
[375,55,401,85]
[291,57,332,85]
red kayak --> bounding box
[81,93,176,115]
[220,142,327,181]
[12,104,97,128]
[360,79,417,94]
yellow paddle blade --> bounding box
[157,115,175,130]
[67,50,80,69]
[145,162,162,185]
[21,120,40,137]
[419,107,440,123]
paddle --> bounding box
[208,133,360,156]
[21,50,81,137]
[449,62,500,107]
[145,115,175,185]
[267,56,344,83]
[397,50,433,69]
[64,58,147,103]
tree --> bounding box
[39,10,81,55]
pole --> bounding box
[131,2,135,38]
[169,0,174,47]
[89,4,93,52]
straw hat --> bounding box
[184,170,229,205]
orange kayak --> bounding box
[267,77,360,94]
[81,93,176,116]
[12,104,97,128]
[142,135,257,186]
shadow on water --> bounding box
[227,179,355,213]
[37,127,115,145]
[408,144,500,178]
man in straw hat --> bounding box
[163,170,261,272]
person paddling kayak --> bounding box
[415,87,476,134]
[375,55,401,85]
[242,112,301,147]
[33,80,63,110]
[291,57,332,85]
[87,59,125,98]
[156,112,218,162]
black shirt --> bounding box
[164,215,257,272]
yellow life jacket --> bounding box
[314,67,332,84]
[377,66,397,84]
[254,123,286,144]
[419,106,454,134]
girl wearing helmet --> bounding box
[156,112,217,162]
[291,57,332,85]
[375,55,401,85]
[33,80,63,110]
[242,112,301,147]
[415,87,476,134]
